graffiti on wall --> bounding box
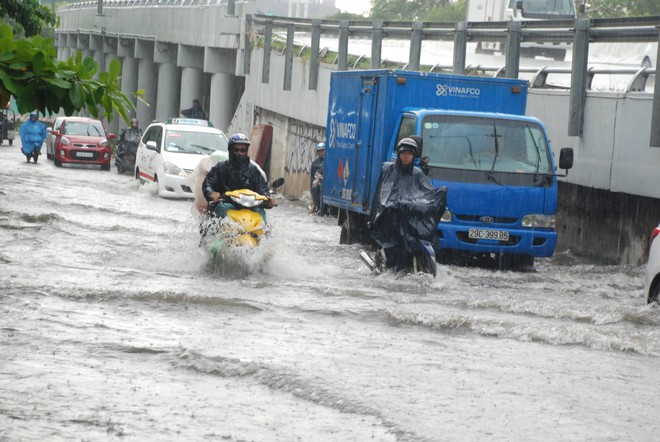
[286,121,325,174]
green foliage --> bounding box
[326,11,370,20]
[371,0,458,21]
[0,0,59,37]
[584,0,660,18]
[0,24,138,123]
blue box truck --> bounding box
[322,69,573,267]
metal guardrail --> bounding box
[55,2,659,143]
[246,14,660,143]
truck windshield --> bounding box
[519,0,576,19]
[422,115,552,175]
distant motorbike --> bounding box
[200,178,285,256]
[360,186,447,277]
[21,140,42,163]
[115,139,139,174]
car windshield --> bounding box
[422,115,552,174]
[164,130,228,155]
[63,121,105,137]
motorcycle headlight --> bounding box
[521,214,555,229]
[163,161,185,177]
[60,137,71,146]
[231,194,259,207]
[440,209,452,223]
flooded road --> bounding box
[1,144,659,441]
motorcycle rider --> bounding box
[115,118,142,173]
[309,141,325,215]
[19,112,47,163]
[202,133,275,219]
[369,137,444,271]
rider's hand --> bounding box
[210,191,221,203]
[268,197,277,208]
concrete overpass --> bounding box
[55,2,660,264]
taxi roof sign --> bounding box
[166,118,214,127]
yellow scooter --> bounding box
[202,178,284,255]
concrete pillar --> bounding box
[137,58,157,123]
[93,50,105,79]
[209,73,235,131]
[105,53,120,135]
[156,63,180,121]
[179,67,203,117]
[120,57,139,116]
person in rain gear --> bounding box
[117,118,142,155]
[180,99,206,120]
[369,137,447,271]
[19,112,47,163]
[202,133,274,220]
[309,141,325,215]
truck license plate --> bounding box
[76,151,94,158]
[468,228,509,241]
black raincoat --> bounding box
[202,157,270,201]
[369,159,447,269]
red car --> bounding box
[52,117,115,170]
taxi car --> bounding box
[135,118,228,198]
[644,222,660,303]
[52,117,115,170]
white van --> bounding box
[135,118,228,198]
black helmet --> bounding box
[396,137,417,156]
[228,133,250,151]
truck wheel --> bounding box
[9,139,12,145]
[552,49,566,62]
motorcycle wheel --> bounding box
[413,252,437,277]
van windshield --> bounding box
[422,115,552,175]
[165,130,228,155]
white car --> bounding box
[644,222,660,303]
[46,116,66,160]
[135,118,228,198]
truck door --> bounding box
[352,77,378,210]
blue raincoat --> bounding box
[19,119,47,155]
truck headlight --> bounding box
[163,161,185,177]
[522,214,555,229]
[441,209,452,222]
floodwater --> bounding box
[1,145,659,441]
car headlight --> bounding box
[60,137,71,146]
[440,209,452,223]
[163,161,185,177]
[99,139,108,148]
[521,214,555,229]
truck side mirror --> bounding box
[578,2,585,13]
[559,147,573,170]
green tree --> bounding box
[585,0,660,18]
[0,24,137,122]
[370,0,464,22]
[0,0,59,37]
